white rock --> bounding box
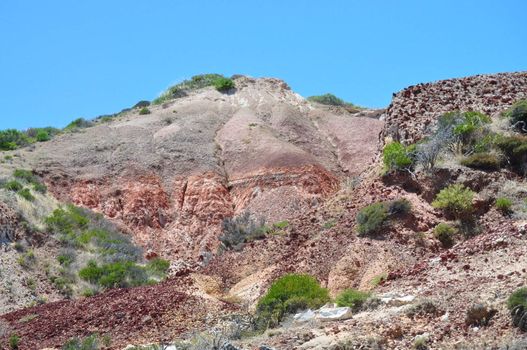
[380,293,416,306]
[293,309,316,323]
[316,306,353,321]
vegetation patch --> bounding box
[432,184,475,220]
[138,107,151,115]
[433,223,457,248]
[307,93,363,110]
[496,135,527,174]
[356,199,411,236]
[45,205,169,295]
[503,99,527,132]
[213,77,235,92]
[64,118,93,131]
[335,289,370,311]
[460,153,502,171]
[152,74,233,105]
[495,197,513,215]
[219,211,268,251]
[382,141,414,172]
[508,287,527,331]
[256,273,330,329]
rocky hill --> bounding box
[1,72,527,349]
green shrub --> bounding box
[138,107,151,115]
[213,77,235,92]
[495,197,513,215]
[356,203,388,235]
[79,260,149,289]
[152,74,228,104]
[17,250,36,269]
[356,199,411,236]
[62,334,102,350]
[32,182,47,193]
[432,184,475,219]
[433,223,456,248]
[460,153,502,171]
[508,288,527,311]
[219,211,267,251]
[496,135,527,174]
[145,258,170,278]
[256,274,330,329]
[132,100,150,109]
[306,93,362,109]
[0,129,31,151]
[335,289,370,311]
[3,180,23,192]
[503,99,527,132]
[17,188,35,201]
[436,111,492,155]
[36,130,51,142]
[9,334,20,349]
[13,169,35,182]
[65,118,93,131]
[387,198,412,215]
[383,142,414,172]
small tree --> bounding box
[383,142,413,172]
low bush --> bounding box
[213,77,235,92]
[432,184,475,220]
[36,130,51,142]
[495,197,513,215]
[138,107,151,115]
[17,250,36,269]
[132,100,150,109]
[465,304,496,326]
[306,93,362,110]
[382,142,414,172]
[9,334,20,349]
[32,182,47,193]
[0,129,31,151]
[65,118,93,131]
[496,135,527,174]
[335,289,370,311]
[145,258,170,278]
[17,188,35,201]
[13,169,35,182]
[256,274,330,329]
[460,153,502,171]
[3,180,23,192]
[219,211,268,251]
[356,203,388,235]
[507,287,527,331]
[152,74,229,104]
[503,99,527,132]
[433,223,456,248]
[78,260,149,289]
[62,333,110,350]
[356,199,411,236]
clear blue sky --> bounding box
[1,0,526,130]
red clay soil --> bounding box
[0,276,236,350]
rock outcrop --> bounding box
[383,71,527,143]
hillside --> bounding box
[1,72,527,349]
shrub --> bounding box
[138,107,151,115]
[495,197,513,215]
[65,118,93,131]
[78,260,149,289]
[507,287,527,331]
[17,188,35,201]
[0,129,31,150]
[496,135,527,174]
[213,77,235,92]
[465,304,496,326]
[356,203,388,235]
[219,211,267,251]
[387,198,412,215]
[62,334,104,350]
[306,93,362,110]
[335,289,370,311]
[36,130,51,142]
[256,274,330,329]
[383,142,414,172]
[432,184,475,219]
[433,223,456,248]
[17,250,36,268]
[503,99,527,132]
[145,258,170,278]
[9,334,20,349]
[32,182,47,193]
[3,180,23,192]
[152,74,227,104]
[13,169,35,182]
[461,153,502,171]
[132,100,150,109]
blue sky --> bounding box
[0,0,526,130]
